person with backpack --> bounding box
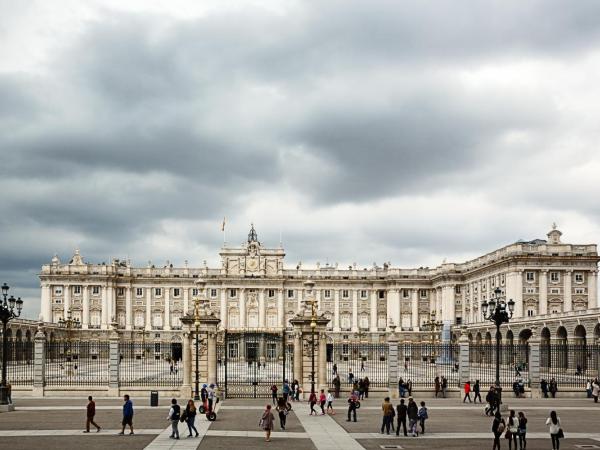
[282,380,290,403]
[84,396,101,433]
[485,386,495,416]
[492,411,506,450]
[167,398,180,440]
[395,398,407,437]
[308,390,318,415]
[463,381,472,403]
[119,394,134,435]
[546,410,563,450]
[184,399,199,437]
[276,397,288,430]
[418,401,428,434]
[517,411,527,450]
[380,397,394,434]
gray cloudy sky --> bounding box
[2,0,600,319]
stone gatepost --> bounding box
[108,323,120,396]
[180,321,192,398]
[597,338,600,379]
[528,325,541,398]
[293,331,303,387]
[387,325,399,399]
[459,326,470,390]
[33,323,46,397]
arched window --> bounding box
[267,311,277,328]
[134,312,145,327]
[247,309,258,328]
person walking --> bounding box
[492,411,505,450]
[282,380,290,403]
[290,380,297,401]
[586,379,592,398]
[517,411,527,450]
[185,399,198,437]
[332,363,338,376]
[119,394,134,435]
[294,379,301,401]
[276,397,288,430]
[333,375,341,399]
[407,397,419,437]
[84,396,101,433]
[549,378,558,398]
[319,389,327,415]
[485,386,496,416]
[434,376,440,398]
[474,380,482,403]
[271,384,278,405]
[308,391,318,415]
[380,397,394,434]
[592,379,600,403]
[441,376,448,398]
[398,377,405,398]
[541,379,549,398]
[364,376,370,398]
[326,390,335,414]
[346,391,358,422]
[395,398,407,437]
[261,404,275,442]
[167,398,181,440]
[546,410,563,450]
[463,381,472,403]
[506,409,518,450]
[418,401,428,434]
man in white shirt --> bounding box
[167,398,180,439]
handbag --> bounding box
[505,430,512,439]
[557,428,564,438]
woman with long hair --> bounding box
[517,411,527,450]
[506,409,518,450]
[185,399,198,437]
[276,397,287,430]
[545,410,562,450]
[261,404,275,442]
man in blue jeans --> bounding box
[119,394,134,435]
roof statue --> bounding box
[248,223,258,243]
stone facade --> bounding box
[33,225,599,343]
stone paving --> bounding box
[1,394,600,449]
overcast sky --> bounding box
[2,0,600,319]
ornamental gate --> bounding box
[217,331,292,398]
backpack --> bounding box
[497,422,505,433]
[171,404,180,421]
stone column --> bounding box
[297,289,304,313]
[369,290,377,332]
[101,286,108,329]
[293,332,303,388]
[41,284,51,323]
[514,271,524,318]
[588,270,598,309]
[164,287,171,331]
[436,287,442,317]
[108,326,120,396]
[459,328,470,389]
[181,327,192,398]
[183,287,189,315]
[411,289,419,330]
[207,331,217,386]
[220,288,227,329]
[318,331,327,390]
[63,284,71,318]
[430,288,436,315]
[82,285,90,329]
[441,285,455,324]
[387,329,399,398]
[387,289,399,330]
[333,290,340,332]
[461,287,467,325]
[239,288,246,328]
[259,289,266,328]
[351,289,358,332]
[563,270,572,312]
[33,327,46,397]
[528,326,540,398]
[145,287,152,331]
[125,286,132,331]
[277,289,285,328]
[539,270,548,315]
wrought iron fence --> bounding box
[539,343,599,388]
[327,342,389,388]
[45,341,109,386]
[218,331,291,398]
[0,340,34,385]
[469,343,530,387]
[119,342,183,387]
[398,343,460,388]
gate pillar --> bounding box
[290,314,330,396]
[180,321,192,398]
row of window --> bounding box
[525,271,586,283]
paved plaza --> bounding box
[1,394,600,450]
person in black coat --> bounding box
[395,398,407,436]
[407,398,419,437]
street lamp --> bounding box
[58,307,81,377]
[303,280,318,395]
[481,286,514,407]
[1,283,23,405]
[422,311,443,363]
[192,281,208,401]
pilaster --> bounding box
[33,326,46,396]
[387,328,399,398]
[458,327,470,389]
[528,326,541,398]
[108,325,120,396]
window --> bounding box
[117,287,124,296]
[550,288,560,294]
[210,288,217,298]
[340,315,351,330]
[360,316,369,329]
[229,289,237,298]
[402,289,410,298]
[575,288,585,294]
[154,288,162,297]
[228,342,239,358]
[90,311,101,327]
[267,342,277,359]
[341,289,349,299]
[377,315,386,329]
[54,298,62,304]
[268,289,275,298]
[360,290,367,299]
[248,310,258,328]
[527,309,535,317]
[192,288,199,296]
[267,313,277,328]
[154,343,161,353]
[173,288,180,298]
[526,272,535,282]
[455,285,461,294]
[92,286,100,295]
[575,273,584,283]
[136,288,143,297]
[171,313,181,328]
[73,285,81,295]
[287,289,294,299]
[117,313,125,327]
[526,287,535,294]
[455,317,462,325]
[501,274,505,285]
[152,313,162,327]
[134,312,144,327]
[378,290,385,299]
[550,272,559,282]
[54,286,63,295]
[324,290,331,299]
[420,289,428,298]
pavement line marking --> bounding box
[143,402,220,450]
[0,429,163,436]
[16,406,174,411]
[350,432,600,439]
[205,430,308,438]
[296,412,365,450]
[219,405,600,411]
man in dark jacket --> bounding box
[84,396,101,433]
[395,398,407,436]
[407,397,419,437]
[346,392,358,422]
[119,394,134,435]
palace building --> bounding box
[37,225,599,344]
